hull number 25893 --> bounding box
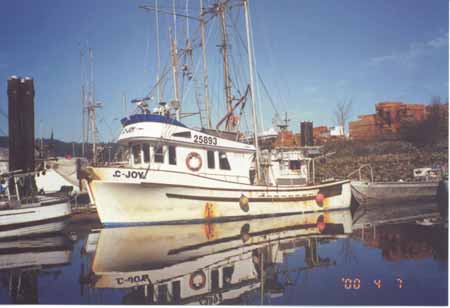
[193,134,218,145]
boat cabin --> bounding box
[119,114,255,184]
[118,114,313,187]
[261,149,311,186]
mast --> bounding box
[169,28,180,120]
[80,48,86,158]
[87,48,102,164]
[243,0,262,184]
[154,0,162,103]
[217,1,233,131]
[89,48,96,163]
[171,0,181,121]
[200,0,212,129]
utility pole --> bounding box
[200,0,212,129]
[217,1,233,131]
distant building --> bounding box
[349,102,431,140]
[329,126,344,136]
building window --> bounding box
[207,150,215,169]
[219,152,231,170]
[132,144,141,164]
[168,145,176,165]
[143,144,150,163]
[154,145,164,163]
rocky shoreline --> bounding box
[316,140,448,182]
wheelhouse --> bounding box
[119,115,255,184]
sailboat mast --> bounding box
[200,0,212,129]
[243,0,262,184]
[218,1,233,131]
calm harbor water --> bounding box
[0,204,446,305]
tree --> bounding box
[400,96,448,146]
[334,100,352,137]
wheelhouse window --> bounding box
[168,145,177,165]
[207,150,215,169]
[143,144,150,163]
[154,145,164,163]
[132,144,141,164]
[289,160,301,170]
[219,151,231,170]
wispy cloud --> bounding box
[369,32,448,66]
[303,86,318,93]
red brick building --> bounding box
[349,102,429,140]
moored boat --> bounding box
[351,180,440,206]
[85,115,350,225]
[84,1,351,225]
[0,171,71,239]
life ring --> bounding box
[189,270,206,290]
[186,152,202,172]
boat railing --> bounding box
[0,169,48,202]
[347,164,374,182]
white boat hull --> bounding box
[351,180,440,206]
[0,198,71,239]
[87,168,351,226]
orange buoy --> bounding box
[315,193,325,205]
[316,215,326,232]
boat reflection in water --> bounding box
[0,234,73,304]
[86,210,352,304]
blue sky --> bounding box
[0,0,448,141]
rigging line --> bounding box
[144,37,184,104]
[246,2,264,132]
[185,0,190,41]
[145,61,171,101]
[227,9,246,95]
[256,6,289,113]
[229,12,281,121]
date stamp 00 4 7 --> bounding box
[341,278,404,289]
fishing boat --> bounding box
[83,210,352,304]
[84,0,351,226]
[0,170,72,238]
